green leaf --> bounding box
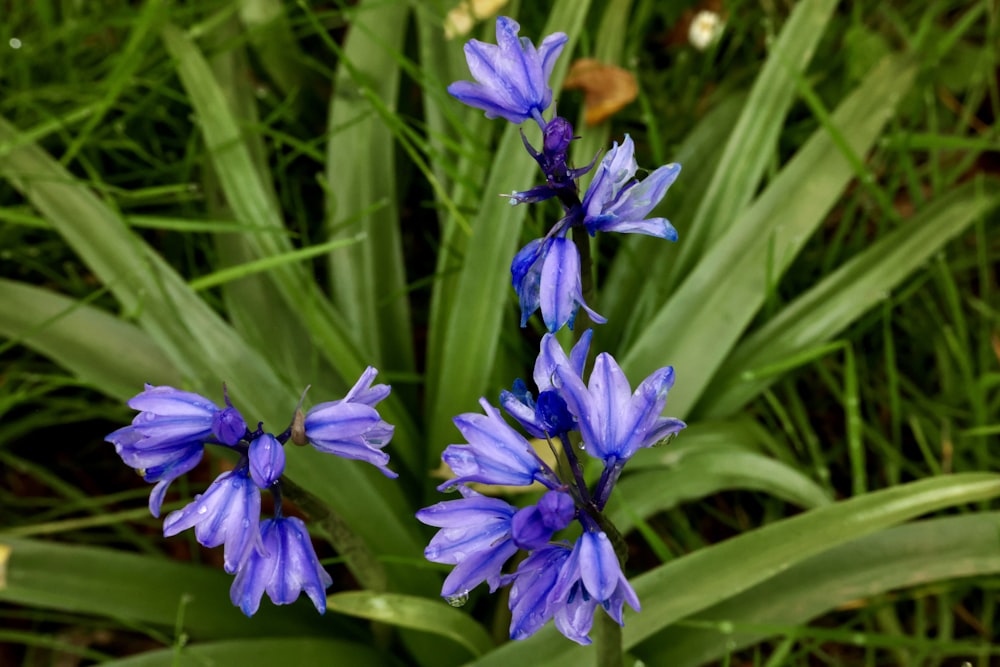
[99,638,380,667]
[325,0,416,375]
[668,0,839,283]
[327,591,494,658]
[622,54,918,418]
[700,177,1000,417]
[0,279,179,400]
[0,538,331,640]
[160,23,422,471]
[468,473,1000,667]
[607,450,832,536]
[0,113,424,598]
[638,512,1000,666]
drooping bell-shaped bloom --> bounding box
[507,543,572,640]
[303,367,396,478]
[230,515,333,616]
[439,398,558,491]
[549,531,641,645]
[417,491,519,597]
[106,384,248,517]
[248,433,285,489]
[447,17,568,125]
[555,352,685,465]
[581,135,681,239]
[501,330,591,438]
[107,424,204,518]
[162,466,263,573]
[511,236,606,333]
[510,490,575,550]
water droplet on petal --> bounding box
[444,591,470,607]
[550,372,562,389]
[197,505,208,515]
[242,518,250,528]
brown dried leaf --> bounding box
[563,58,639,126]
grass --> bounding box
[0,0,998,665]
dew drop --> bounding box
[197,505,208,514]
[9,38,22,49]
[549,372,562,389]
[242,518,250,528]
[718,620,734,635]
[444,591,470,608]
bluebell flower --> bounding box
[511,236,606,333]
[507,544,571,640]
[501,330,591,438]
[303,367,397,479]
[438,398,560,491]
[581,135,681,239]
[106,384,247,516]
[417,490,520,597]
[555,352,685,464]
[230,515,333,616]
[249,433,285,489]
[162,466,263,573]
[422,331,682,644]
[447,17,567,125]
[510,490,574,550]
[550,531,641,645]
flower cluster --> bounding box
[418,332,684,644]
[448,16,682,332]
[106,368,395,616]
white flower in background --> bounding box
[688,10,724,51]
[445,0,509,39]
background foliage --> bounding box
[0,0,998,665]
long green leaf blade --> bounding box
[469,473,1000,667]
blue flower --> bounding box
[303,367,397,478]
[249,433,285,489]
[447,17,568,125]
[230,515,333,616]
[581,135,681,239]
[555,352,685,465]
[439,398,559,491]
[507,544,571,640]
[422,331,682,644]
[106,384,247,516]
[501,330,591,438]
[510,490,575,550]
[162,466,263,573]
[417,491,520,597]
[511,236,606,333]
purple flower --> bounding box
[447,17,568,125]
[417,491,519,597]
[303,367,397,478]
[511,236,606,333]
[550,531,641,645]
[501,331,591,438]
[510,490,575,550]
[106,384,247,516]
[230,515,333,616]
[422,332,681,644]
[507,544,571,640]
[555,352,685,465]
[162,466,263,573]
[439,398,557,491]
[249,433,285,489]
[581,135,681,240]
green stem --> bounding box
[572,224,598,338]
[595,610,625,667]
